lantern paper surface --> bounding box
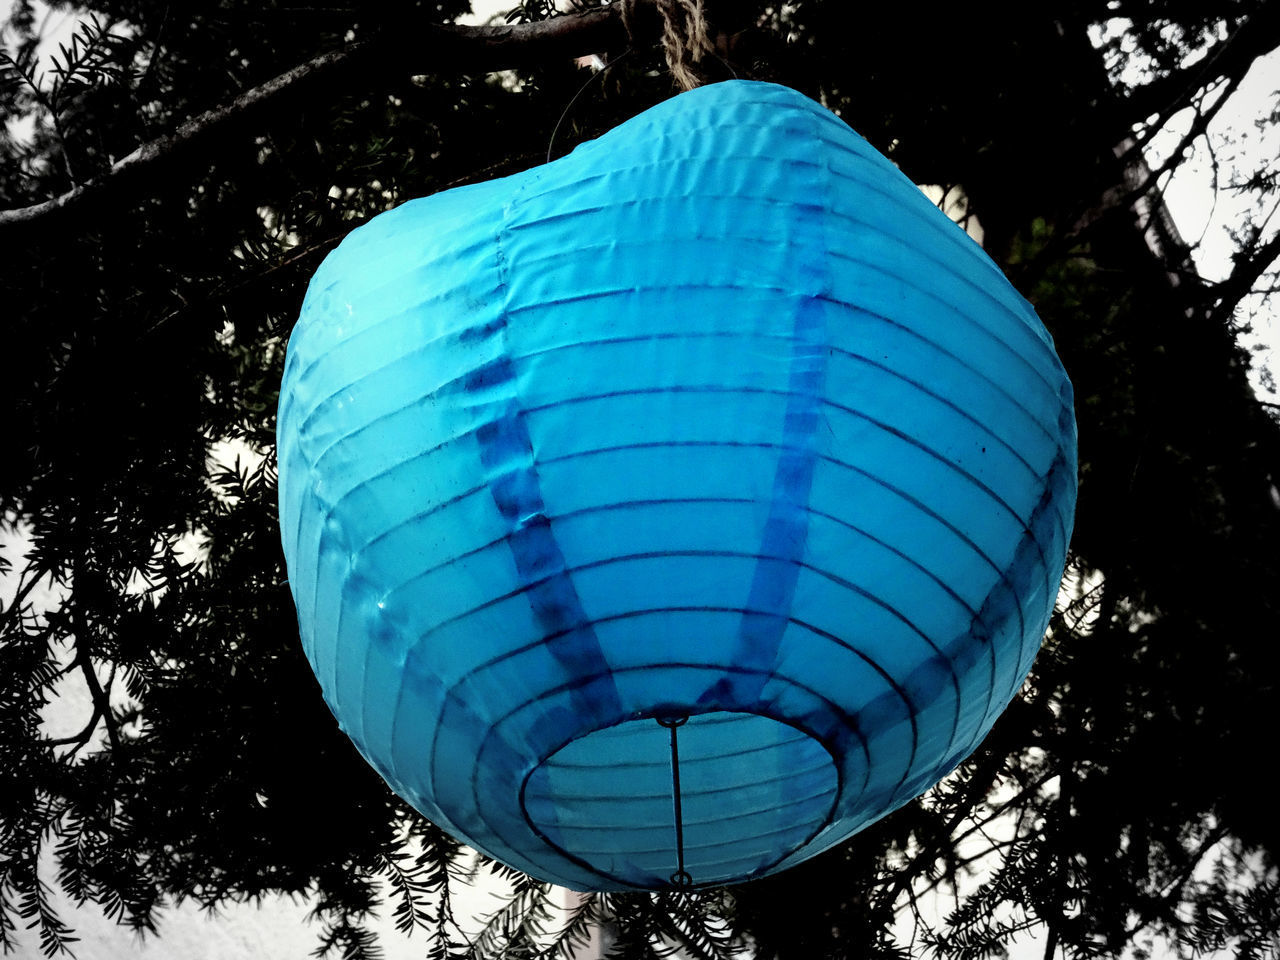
[277,80,1077,891]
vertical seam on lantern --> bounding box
[708,104,863,842]
[430,173,626,875]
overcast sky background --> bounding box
[3,2,1277,957]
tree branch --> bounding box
[0,563,45,632]
[0,3,658,233]
[1074,70,1244,240]
[68,555,120,754]
[1113,4,1280,134]
[41,699,105,753]
[1206,227,1280,329]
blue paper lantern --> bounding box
[277,80,1076,892]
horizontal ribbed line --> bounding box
[499,284,1062,421]
[522,380,1041,480]
[290,233,499,384]
[481,325,1059,450]
[820,138,1006,278]
[518,385,1038,531]
[504,154,1055,382]
[514,141,1008,337]
[295,324,504,450]
[509,144,825,203]
[306,411,481,509]
[343,453,1022,663]
[435,547,955,761]
[332,442,774,564]
[368,442,1014,630]
[330,450,1028,743]
[320,417,1031,563]
[513,312,1062,446]
[406,549,959,675]
[801,502,1003,722]
[292,297,1063,483]
[536,442,1010,577]
[363,495,753,584]
[506,183,826,234]
[501,231,791,277]
[537,795,837,836]
[518,118,986,293]
[537,731,816,769]
[827,342,1053,459]
[527,762,836,802]
[453,646,898,776]
[539,803,838,850]
[824,244,1060,394]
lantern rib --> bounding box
[517,383,1047,522]
[460,632,898,795]
[319,435,1033,784]
[496,274,1062,398]
[526,763,836,802]
[538,732,815,769]
[292,298,1064,488]
[508,325,1061,447]
[342,446,1025,670]
[404,548,976,669]
[526,803,843,841]
[824,248,1064,395]
[362,497,993,730]
[520,376,1044,478]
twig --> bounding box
[0,563,46,631]
[68,557,120,753]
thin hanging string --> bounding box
[546,49,633,163]
[657,715,693,888]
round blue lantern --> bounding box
[277,80,1076,892]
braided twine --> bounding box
[622,0,714,91]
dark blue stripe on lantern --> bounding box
[471,357,623,722]
[703,296,827,709]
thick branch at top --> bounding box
[0,3,658,233]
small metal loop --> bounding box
[669,869,694,889]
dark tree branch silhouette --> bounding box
[0,3,659,231]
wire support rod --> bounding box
[657,715,693,888]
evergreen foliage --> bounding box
[1,1,1278,957]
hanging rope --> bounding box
[623,0,713,92]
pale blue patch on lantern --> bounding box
[277,80,1078,891]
